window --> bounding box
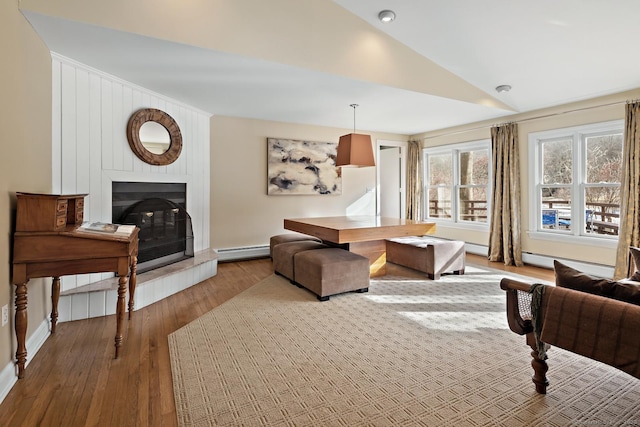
[529,120,623,240]
[423,141,491,226]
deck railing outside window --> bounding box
[429,199,619,236]
[428,199,488,223]
[540,199,619,235]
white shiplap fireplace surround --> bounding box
[51,54,217,323]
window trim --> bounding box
[423,139,491,230]
[527,119,623,246]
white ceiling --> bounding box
[20,0,640,135]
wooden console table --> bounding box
[284,216,436,276]
[11,193,139,378]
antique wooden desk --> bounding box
[11,193,139,378]
[284,216,436,276]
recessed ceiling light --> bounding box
[495,84,512,93]
[378,10,396,23]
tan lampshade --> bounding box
[335,133,375,167]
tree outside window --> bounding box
[459,149,489,223]
[424,141,490,225]
[427,153,452,219]
[532,121,622,238]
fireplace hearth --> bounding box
[113,182,193,273]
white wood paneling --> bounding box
[88,292,106,318]
[111,82,124,171]
[101,79,113,171]
[70,293,89,321]
[52,60,62,194]
[75,69,92,289]
[75,68,91,195]
[57,296,71,323]
[52,54,211,290]
[88,73,101,223]
[122,86,134,172]
[60,62,77,194]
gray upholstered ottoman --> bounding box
[269,232,322,258]
[272,240,328,281]
[293,248,370,301]
[386,237,465,279]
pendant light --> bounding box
[335,104,375,168]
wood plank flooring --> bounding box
[0,254,553,426]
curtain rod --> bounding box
[421,98,635,141]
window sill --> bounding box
[427,219,489,232]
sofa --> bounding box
[500,259,640,394]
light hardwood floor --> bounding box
[0,254,553,426]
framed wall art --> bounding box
[267,138,341,195]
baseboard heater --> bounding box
[216,245,270,261]
[462,241,614,278]
[217,241,614,277]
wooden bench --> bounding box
[386,237,465,279]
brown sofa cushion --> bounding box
[614,280,640,305]
[554,260,617,295]
[554,260,640,306]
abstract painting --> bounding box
[267,138,342,195]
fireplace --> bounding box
[112,182,194,273]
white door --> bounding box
[377,141,407,218]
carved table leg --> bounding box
[114,274,127,359]
[14,282,28,379]
[51,277,60,333]
[128,256,137,319]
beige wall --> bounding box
[415,89,640,267]
[210,116,406,250]
[0,2,53,370]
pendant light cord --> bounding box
[350,103,358,133]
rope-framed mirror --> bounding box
[127,108,182,166]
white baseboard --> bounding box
[462,241,613,277]
[0,359,16,405]
[0,319,50,405]
[464,242,488,257]
[216,245,270,261]
[521,252,614,278]
[217,241,615,277]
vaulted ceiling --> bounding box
[20,0,640,135]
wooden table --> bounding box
[284,216,436,276]
[12,227,139,378]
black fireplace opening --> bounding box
[112,182,194,273]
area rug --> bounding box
[168,266,640,426]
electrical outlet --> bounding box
[1,304,8,327]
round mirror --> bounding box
[139,121,171,154]
[127,108,182,165]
